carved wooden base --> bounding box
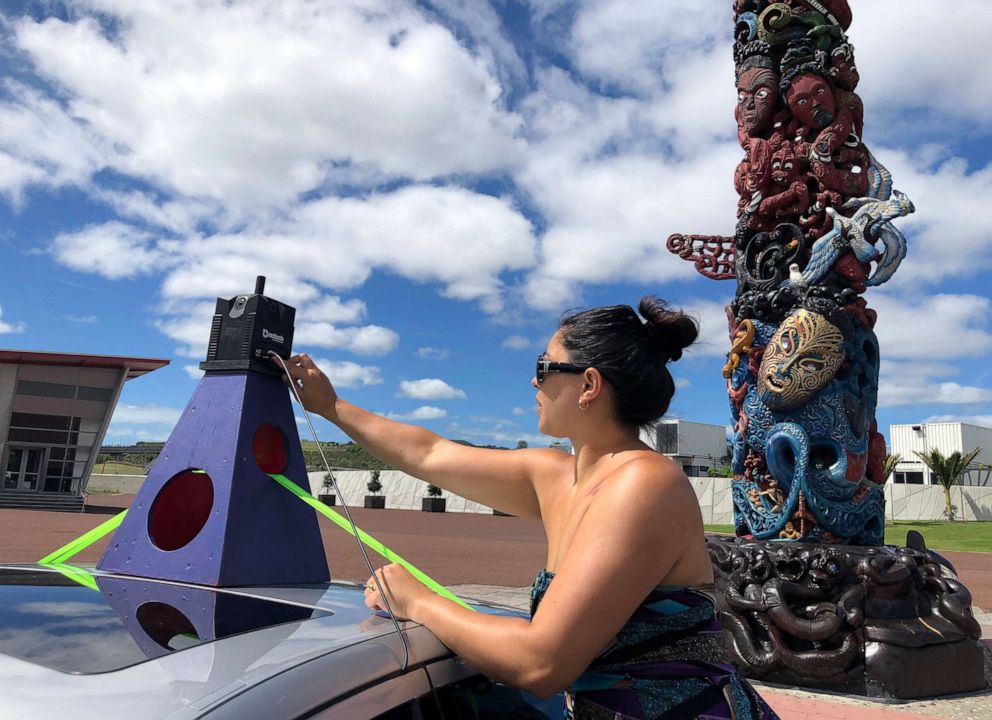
[706,535,987,699]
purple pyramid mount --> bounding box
[97,371,330,586]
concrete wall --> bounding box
[885,482,992,522]
[306,470,494,513]
[82,470,992,522]
[86,473,146,494]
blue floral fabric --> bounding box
[530,569,778,720]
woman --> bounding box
[282,297,777,720]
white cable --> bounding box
[268,351,410,671]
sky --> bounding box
[1,0,991,450]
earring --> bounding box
[578,401,589,410]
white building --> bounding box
[640,419,729,477]
[1,350,168,511]
[889,422,992,486]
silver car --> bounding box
[0,564,562,719]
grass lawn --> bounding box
[885,521,992,553]
[92,461,146,475]
[704,522,992,553]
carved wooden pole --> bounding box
[669,0,913,545]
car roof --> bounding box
[0,563,481,720]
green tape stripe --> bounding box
[38,510,128,565]
[39,562,100,591]
[269,473,474,611]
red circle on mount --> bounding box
[148,469,213,551]
[252,423,288,474]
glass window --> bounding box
[76,386,113,402]
[657,423,678,454]
[428,674,561,719]
[3,448,24,490]
[372,702,423,720]
[0,569,330,674]
[896,471,925,484]
[15,380,76,399]
[9,412,74,431]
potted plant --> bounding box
[364,469,385,509]
[422,484,446,512]
[318,472,336,506]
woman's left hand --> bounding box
[364,563,432,621]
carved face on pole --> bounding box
[786,73,836,130]
[758,309,845,410]
[736,67,779,137]
[770,143,801,188]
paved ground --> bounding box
[2,496,990,719]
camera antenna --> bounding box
[268,351,410,671]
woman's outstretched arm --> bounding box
[367,458,703,698]
[280,353,566,518]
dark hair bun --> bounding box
[638,296,698,362]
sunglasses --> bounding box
[535,354,586,385]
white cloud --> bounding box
[103,427,169,442]
[566,3,728,95]
[386,406,447,421]
[295,323,399,356]
[313,358,383,389]
[517,68,739,310]
[427,0,528,89]
[0,306,26,334]
[301,296,367,325]
[155,301,217,359]
[9,1,525,210]
[183,364,204,380]
[109,403,183,426]
[872,293,992,359]
[0,80,104,205]
[398,378,466,400]
[416,346,449,361]
[51,221,169,279]
[469,415,518,428]
[445,421,547,448]
[878,360,992,408]
[60,314,100,325]
[154,184,536,317]
[864,150,992,286]
[678,299,731,360]
[501,335,532,350]
[854,2,992,128]
[511,406,532,416]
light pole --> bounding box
[912,424,929,485]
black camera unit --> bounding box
[199,276,294,377]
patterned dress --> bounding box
[529,569,778,720]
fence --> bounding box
[85,471,992,521]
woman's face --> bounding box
[533,333,581,438]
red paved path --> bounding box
[1,496,989,610]
[0,497,987,719]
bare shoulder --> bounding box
[513,447,573,489]
[516,447,574,474]
[595,453,698,516]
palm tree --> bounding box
[914,447,982,521]
[883,453,901,482]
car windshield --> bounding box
[0,568,331,674]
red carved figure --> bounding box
[758,141,810,219]
[736,61,780,142]
[785,73,835,137]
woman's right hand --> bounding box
[278,353,338,420]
